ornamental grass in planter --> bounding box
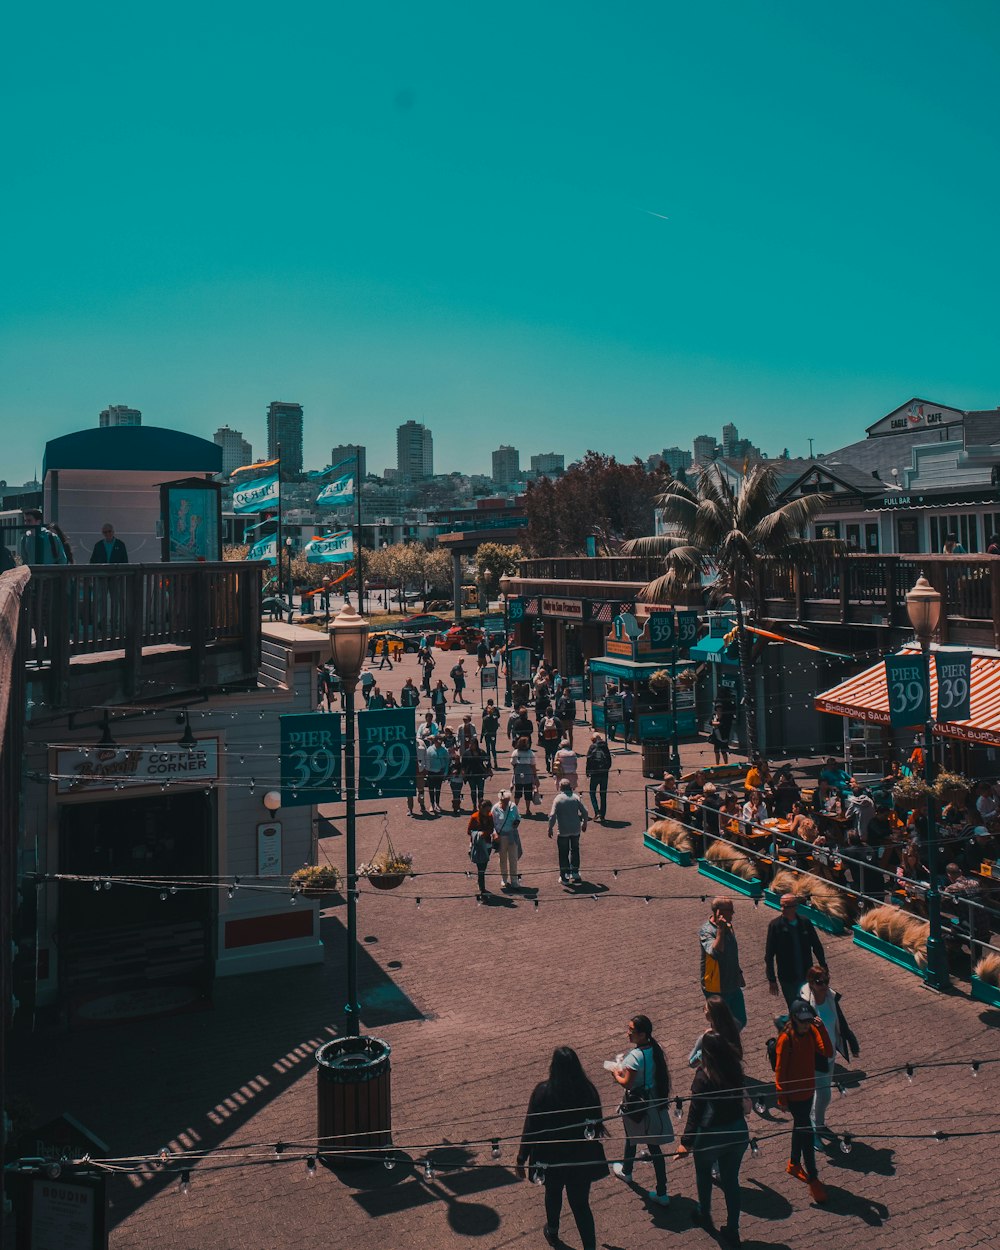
[771,869,856,925]
[974,953,1000,986]
[647,819,695,857]
[858,904,929,968]
[290,864,341,899]
[706,839,758,882]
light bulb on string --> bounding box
[533,899,539,911]
[160,891,168,901]
[906,1064,915,1083]
[415,897,421,908]
[158,1147,169,1164]
[971,1061,980,1077]
[306,1156,317,1178]
[933,1130,947,1143]
[836,1082,847,1098]
[424,1160,434,1181]
[274,1142,285,1159]
[180,1170,191,1194]
[839,1133,853,1156]
[749,1138,760,1157]
[531,1163,547,1185]
[103,878,112,891]
[169,886,178,896]
[644,896,651,905]
[383,1155,396,1171]
[92,881,101,893]
[491,1139,502,1159]
[753,1098,767,1115]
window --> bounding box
[846,523,861,550]
[930,514,979,553]
[865,523,880,553]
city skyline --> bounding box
[4,3,999,487]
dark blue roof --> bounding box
[43,426,222,475]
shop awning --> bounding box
[815,648,1000,747]
[689,636,730,663]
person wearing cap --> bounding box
[774,998,833,1203]
[491,790,523,891]
[585,732,612,823]
[765,894,827,1010]
[548,778,588,884]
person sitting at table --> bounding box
[814,779,844,819]
[959,825,998,875]
[906,737,925,775]
[845,782,875,841]
[719,791,741,839]
[741,789,768,838]
[654,773,679,808]
[941,787,974,831]
[772,765,801,817]
[974,781,999,825]
[700,783,722,844]
[896,841,931,908]
[819,756,852,795]
[745,758,769,794]
[684,770,706,798]
[881,760,903,787]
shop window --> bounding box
[846,523,861,551]
[864,523,880,553]
[930,514,979,553]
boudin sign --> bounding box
[55,742,220,793]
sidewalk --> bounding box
[9,651,1000,1249]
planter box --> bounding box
[851,924,923,977]
[971,975,1000,1009]
[763,889,845,936]
[644,832,693,867]
[697,858,762,899]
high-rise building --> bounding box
[214,426,253,477]
[660,446,693,475]
[266,401,304,476]
[396,420,433,479]
[331,444,366,479]
[99,404,141,428]
[721,423,739,458]
[693,434,719,465]
[530,452,565,476]
[492,445,521,484]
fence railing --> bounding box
[22,562,264,700]
[516,556,667,584]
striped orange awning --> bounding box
[815,648,1000,747]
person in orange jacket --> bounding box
[774,998,833,1204]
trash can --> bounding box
[316,1035,392,1161]
[642,740,673,779]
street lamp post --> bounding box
[323,576,332,629]
[668,611,682,777]
[905,574,950,993]
[329,599,371,1035]
[499,574,512,707]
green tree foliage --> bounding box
[475,542,523,590]
[524,451,670,556]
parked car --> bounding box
[435,625,484,653]
[400,613,450,634]
[370,629,416,655]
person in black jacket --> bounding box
[765,894,827,1009]
[516,1046,609,1250]
[585,732,612,822]
[676,1031,749,1246]
[89,523,129,563]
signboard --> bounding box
[884,654,930,728]
[604,694,624,724]
[718,668,742,703]
[605,638,636,659]
[677,611,700,648]
[280,714,343,806]
[507,597,526,623]
[647,610,675,648]
[935,651,972,723]
[7,1165,108,1250]
[358,708,417,799]
[569,676,585,699]
[480,664,498,690]
[510,647,533,682]
[257,822,283,876]
[161,478,222,562]
[541,597,583,620]
[482,615,505,637]
[55,742,219,794]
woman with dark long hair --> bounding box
[677,1031,750,1246]
[689,995,744,1066]
[517,1046,608,1250]
[610,1013,673,1205]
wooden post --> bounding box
[123,569,143,696]
[49,572,69,707]
[992,560,1000,652]
[885,556,898,626]
[838,557,849,623]
[190,569,207,683]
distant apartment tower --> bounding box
[396,420,433,479]
[492,445,521,485]
[530,452,565,477]
[266,401,304,476]
[721,423,739,458]
[99,404,141,428]
[331,443,366,479]
[661,446,692,475]
[214,426,253,477]
[693,434,719,465]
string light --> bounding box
[749,1138,760,1157]
[906,1064,915,1083]
[839,1133,853,1155]
[383,1155,396,1171]
[491,1139,502,1158]
[180,1170,191,1194]
[306,1156,317,1178]
[423,1160,434,1181]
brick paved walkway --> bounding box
[10,652,1000,1249]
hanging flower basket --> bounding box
[360,844,413,891]
[289,864,340,900]
[648,669,672,694]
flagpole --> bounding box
[354,447,363,613]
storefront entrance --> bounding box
[58,791,215,1024]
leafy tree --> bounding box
[475,542,523,606]
[524,451,670,555]
[424,547,453,603]
[623,463,841,756]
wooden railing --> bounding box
[516,556,666,583]
[22,562,265,703]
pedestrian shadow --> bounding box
[600,819,631,829]
[567,881,611,896]
[822,1138,895,1177]
[819,1182,889,1226]
[740,1178,793,1221]
[346,1146,503,1235]
[478,893,517,908]
[978,1009,1000,1028]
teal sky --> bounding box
[4,1,999,485]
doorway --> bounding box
[58,791,215,1023]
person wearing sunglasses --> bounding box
[798,964,860,1138]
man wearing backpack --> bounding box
[540,710,562,773]
[19,509,68,566]
[555,689,577,749]
[585,731,613,822]
[450,658,469,704]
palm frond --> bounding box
[621,535,686,557]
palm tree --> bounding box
[622,462,841,757]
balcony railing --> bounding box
[22,562,264,707]
[516,556,666,584]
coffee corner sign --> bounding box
[541,597,583,619]
[55,742,220,793]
